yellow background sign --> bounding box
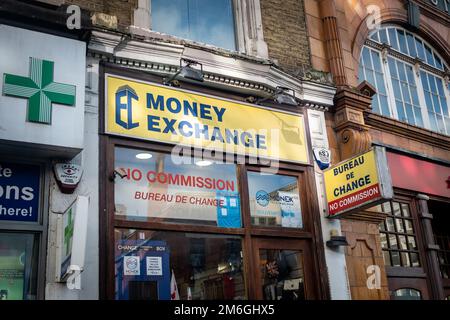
[324,149,384,217]
[105,75,308,163]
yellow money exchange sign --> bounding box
[105,75,308,164]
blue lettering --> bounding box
[147,115,161,132]
[212,106,226,122]
[162,118,177,134]
[199,104,212,120]
[166,97,181,113]
[115,86,139,129]
[147,93,164,111]
[178,121,193,137]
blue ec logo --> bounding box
[115,85,139,129]
[256,190,270,207]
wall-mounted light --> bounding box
[164,58,204,86]
[256,86,298,106]
[326,229,349,248]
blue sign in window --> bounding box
[0,162,40,222]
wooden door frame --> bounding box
[251,237,317,300]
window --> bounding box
[429,200,450,279]
[378,201,421,267]
[247,172,303,229]
[151,0,237,50]
[114,147,241,227]
[0,232,39,300]
[392,288,422,300]
[115,228,245,300]
[360,26,450,135]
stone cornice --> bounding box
[365,112,450,150]
[88,30,336,109]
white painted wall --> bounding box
[307,109,351,300]
[0,25,85,153]
[45,57,100,299]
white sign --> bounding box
[146,256,163,276]
[55,196,89,282]
[0,25,86,157]
[124,256,141,276]
[278,191,302,228]
[313,147,331,170]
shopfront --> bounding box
[374,150,450,300]
[0,23,86,299]
[100,66,328,300]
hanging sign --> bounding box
[55,196,89,282]
[324,147,393,218]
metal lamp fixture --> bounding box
[164,58,204,85]
[326,229,349,248]
[257,86,298,106]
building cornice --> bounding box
[365,112,450,151]
[88,30,336,110]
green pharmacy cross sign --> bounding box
[64,209,74,254]
[2,57,76,124]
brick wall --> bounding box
[65,0,137,29]
[260,0,311,74]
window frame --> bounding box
[361,25,450,136]
[132,0,269,57]
[0,156,50,300]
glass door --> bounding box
[251,238,316,300]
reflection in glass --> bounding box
[259,249,305,300]
[247,172,302,229]
[391,251,401,267]
[393,288,421,300]
[0,233,38,300]
[115,229,246,300]
[114,147,241,228]
[152,0,236,50]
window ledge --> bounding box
[365,112,450,151]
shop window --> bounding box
[259,249,305,300]
[378,201,421,267]
[115,228,246,300]
[0,232,39,300]
[392,288,422,300]
[360,26,450,135]
[247,172,303,229]
[114,147,241,228]
[429,200,450,279]
[151,0,237,50]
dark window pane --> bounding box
[115,229,246,300]
[428,112,438,131]
[401,251,411,266]
[415,38,426,61]
[395,218,405,233]
[379,29,388,44]
[393,288,421,300]
[382,202,392,214]
[400,203,410,217]
[424,44,435,66]
[0,233,39,300]
[404,220,414,234]
[410,253,420,267]
[392,202,401,216]
[388,57,398,78]
[371,51,382,70]
[397,29,408,55]
[424,92,434,112]
[380,232,388,248]
[391,251,401,267]
[405,103,415,125]
[398,235,408,250]
[386,217,395,232]
[407,236,417,250]
[388,28,399,50]
[370,31,380,42]
[383,250,391,266]
[406,32,417,58]
[379,95,390,116]
[414,107,424,127]
[389,234,398,249]
[420,71,429,91]
[396,99,406,122]
[259,249,306,301]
